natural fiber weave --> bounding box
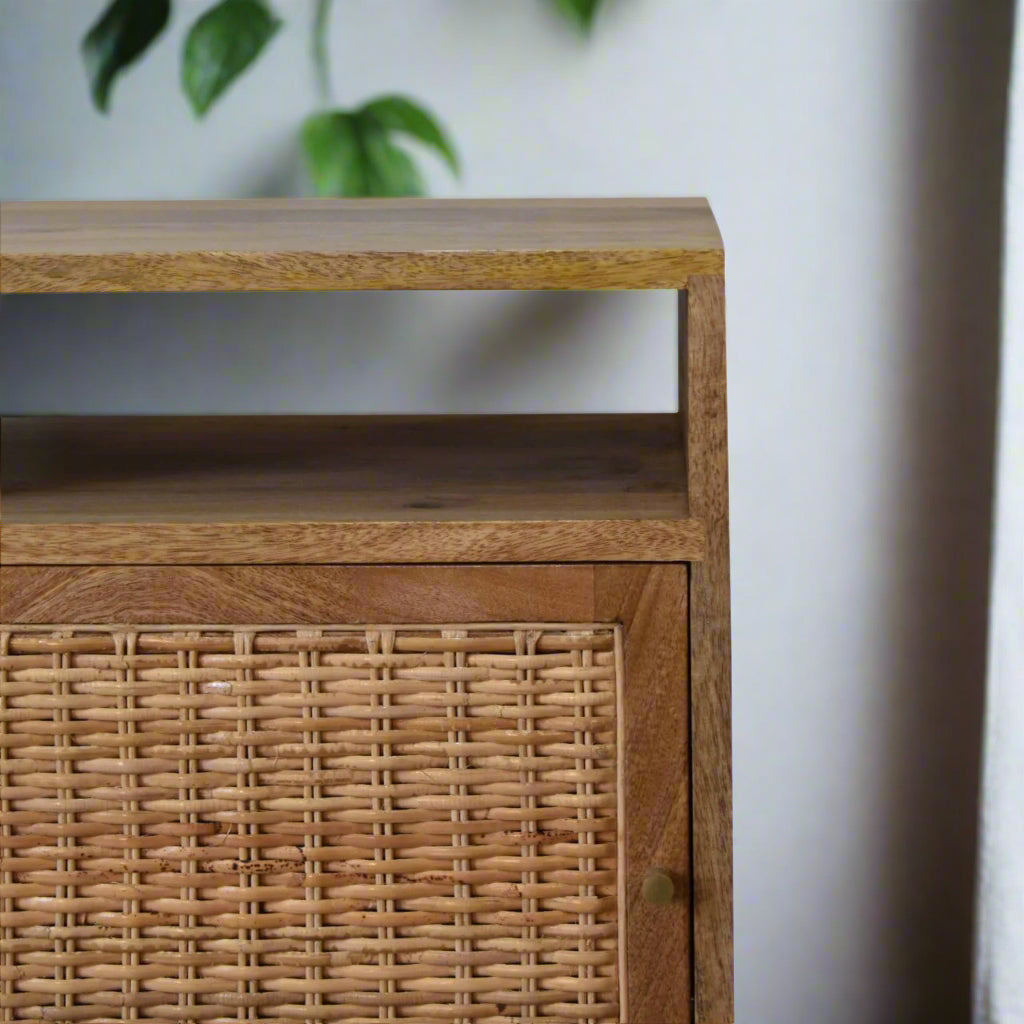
[0,626,621,1024]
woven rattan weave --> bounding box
[0,625,622,1024]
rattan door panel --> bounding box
[0,625,622,1024]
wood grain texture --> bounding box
[0,519,703,567]
[0,565,597,624]
[682,278,733,1022]
[2,415,688,524]
[0,198,724,293]
[596,565,692,1023]
[1,414,703,565]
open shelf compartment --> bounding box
[0,414,704,565]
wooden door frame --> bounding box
[2,561,699,1022]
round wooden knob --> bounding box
[642,867,675,905]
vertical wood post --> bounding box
[681,276,734,1022]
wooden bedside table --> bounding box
[0,198,732,1024]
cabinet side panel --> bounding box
[682,278,734,1022]
[597,565,692,1023]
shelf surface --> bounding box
[0,198,723,293]
[0,414,704,565]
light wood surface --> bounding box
[0,565,597,624]
[0,198,724,293]
[1,519,702,567]
[597,565,692,1022]
[2,415,688,523]
[0,414,704,565]
[681,278,734,1022]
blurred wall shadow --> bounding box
[436,291,612,398]
[877,2,1012,1019]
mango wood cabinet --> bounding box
[0,199,732,1024]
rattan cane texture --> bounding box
[0,626,621,1024]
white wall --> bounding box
[0,1,1012,1020]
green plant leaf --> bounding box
[360,121,424,196]
[360,95,459,176]
[82,0,171,112]
[553,0,603,32]
[302,99,456,198]
[183,0,281,116]
[302,111,366,196]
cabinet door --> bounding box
[0,563,691,1023]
